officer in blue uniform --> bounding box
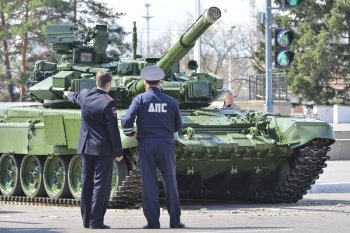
[63,71,123,229]
[121,65,185,229]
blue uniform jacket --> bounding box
[67,87,123,157]
[121,87,182,141]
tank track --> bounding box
[0,196,79,206]
[109,168,143,209]
[253,142,329,203]
[0,144,330,207]
[0,169,143,209]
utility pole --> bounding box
[265,0,273,113]
[228,26,235,92]
[193,0,201,71]
[143,3,153,57]
[72,0,77,22]
[264,0,304,112]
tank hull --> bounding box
[0,104,334,205]
[0,103,135,204]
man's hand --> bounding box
[115,156,123,162]
[63,91,69,99]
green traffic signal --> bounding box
[285,0,304,7]
[276,51,295,68]
[276,30,294,47]
[274,28,295,68]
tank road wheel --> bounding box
[203,172,229,198]
[68,155,82,200]
[277,159,291,186]
[111,160,128,199]
[176,174,202,198]
[20,155,45,197]
[256,159,291,201]
[263,159,291,192]
[0,154,23,196]
[43,156,70,198]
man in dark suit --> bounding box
[121,65,185,229]
[63,71,123,229]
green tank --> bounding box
[0,6,335,208]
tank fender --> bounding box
[272,117,335,148]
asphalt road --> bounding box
[1,192,350,233]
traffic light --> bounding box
[285,0,304,7]
[274,28,295,69]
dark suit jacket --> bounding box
[67,87,123,157]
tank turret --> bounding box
[27,7,222,109]
[28,24,116,107]
[46,24,111,63]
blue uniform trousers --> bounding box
[138,139,181,227]
[80,153,113,228]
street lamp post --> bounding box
[265,0,273,113]
[228,56,232,91]
[228,25,236,92]
[143,3,153,57]
[193,0,201,72]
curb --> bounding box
[309,182,350,193]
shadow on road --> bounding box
[0,228,62,233]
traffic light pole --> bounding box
[265,0,273,113]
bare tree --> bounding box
[143,20,184,59]
[200,21,259,99]
[148,25,175,57]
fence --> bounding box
[248,72,289,101]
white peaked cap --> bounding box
[140,65,165,81]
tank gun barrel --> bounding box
[131,6,221,95]
[157,6,221,73]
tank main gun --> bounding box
[130,6,221,95]
[158,6,221,73]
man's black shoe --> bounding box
[143,225,160,229]
[90,224,111,229]
[170,223,185,228]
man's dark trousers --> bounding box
[138,139,181,227]
[80,153,113,228]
